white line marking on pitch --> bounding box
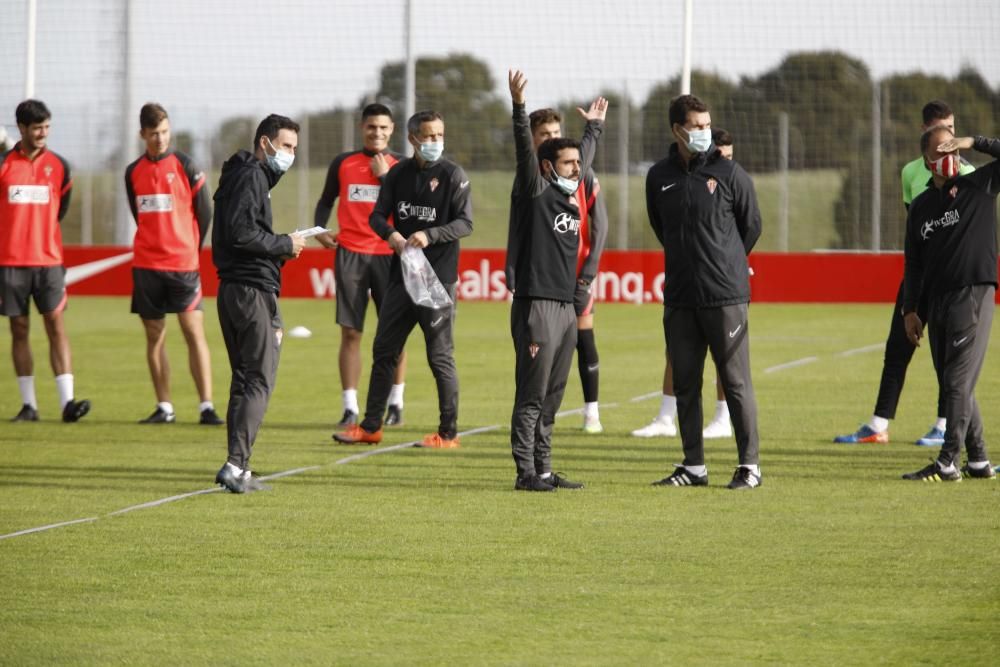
[764,356,820,374]
[837,343,883,357]
[0,516,99,540]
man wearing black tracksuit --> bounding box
[212,114,305,493]
[901,131,1000,482]
[646,94,763,490]
[505,69,607,491]
[333,110,473,449]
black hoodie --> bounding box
[212,150,293,293]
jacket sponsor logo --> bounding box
[552,212,580,235]
[661,183,676,192]
[706,178,717,195]
[529,343,540,359]
[137,194,174,213]
[348,184,380,202]
[920,209,960,240]
[7,185,50,204]
[397,201,437,222]
[429,177,439,192]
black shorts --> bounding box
[335,246,392,331]
[573,281,596,317]
[131,268,203,319]
[0,266,67,317]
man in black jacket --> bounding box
[901,129,1000,482]
[212,114,305,493]
[506,69,607,491]
[333,110,473,449]
[646,94,763,490]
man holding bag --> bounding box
[333,110,473,448]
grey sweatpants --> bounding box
[927,284,994,467]
[510,298,576,478]
[361,281,459,438]
[664,302,759,467]
[217,281,282,471]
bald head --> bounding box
[921,126,954,160]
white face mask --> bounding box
[551,172,580,195]
[679,126,712,153]
[417,140,444,163]
[265,137,294,173]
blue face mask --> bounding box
[417,140,444,163]
[550,171,580,195]
[265,137,294,173]
[681,127,712,154]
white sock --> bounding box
[225,461,243,476]
[388,383,405,408]
[199,400,214,412]
[17,376,37,409]
[741,464,760,476]
[868,415,889,433]
[343,389,359,414]
[158,401,175,415]
[713,400,728,421]
[658,394,677,421]
[967,460,991,470]
[54,374,73,409]
[935,417,947,431]
[584,401,599,418]
[539,472,552,479]
[937,460,957,473]
[683,464,707,476]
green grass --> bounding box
[61,168,843,252]
[1,298,998,665]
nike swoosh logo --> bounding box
[953,336,969,347]
[65,252,134,286]
[661,183,676,192]
[430,317,444,327]
[460,181,469,189]
[729,324,742,338]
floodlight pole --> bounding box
[871,82,882,252]
[680,0,693,94]
[25,0,37,98]
[404,0,415,156]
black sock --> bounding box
[577,328,599,403]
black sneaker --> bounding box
[727,466,762,490]
[215,464,246,494]
[514,475,556,492]
[384,404,403,426]
[902,461,961,482]
[652,465,708,487]
[337,409,358,427]
[199,407,224,425]
[960,462,997,479]
[546,472,584,489]
[139,407,176,424]
[11,404,39,422]
[62,399,91,423]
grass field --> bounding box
[1,298,998,665]
[61,167,843,252]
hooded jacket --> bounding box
[211,150,292,293]
[646,143,761,308]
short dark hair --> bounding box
[407,110,444,136]
[668,94,709,128]
[529,108,562,132]
[16,99,51,126]
[254,114,300,148]
[537,137,579,168]
[922,100,954,125]
[920,125,953,155]
[362,103,393,121]
[139,102,169,130]
[712,128,732,147]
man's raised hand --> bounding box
[508,69,527,105]
[578,96,609,123]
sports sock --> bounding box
[684,464,707,476]
[343,389,359,414]
[539,472,552,480]
[713,400,728,421]
[740,464,760,476]
[967,460,991,470]
[934,417,947,431]
[158,401,175,415]
[658,394,677,421]
[576,328,599,403]
[199,400,214,412]
[225,462,243,477]
[937,460,957,473]
[869,415,889,433]
[583,401,599,419]
[54,374,73,409]
[388,383,405,408]
[17,376,37,409]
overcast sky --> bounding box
[1,0,998,165]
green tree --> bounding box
[211,116,255,166]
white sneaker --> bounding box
[702,418,732,439]
[631,417,677,438]
[582,414,603,434]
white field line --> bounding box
[837,343,883,357]
[0,343,868,541]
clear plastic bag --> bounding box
[400,245,453,309]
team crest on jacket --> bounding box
[949,185,958,199]
[429,177,439,192]
[167,172,176,184]
[706,178,717,195]
[529,343,540,359]
[43,165,52,177]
